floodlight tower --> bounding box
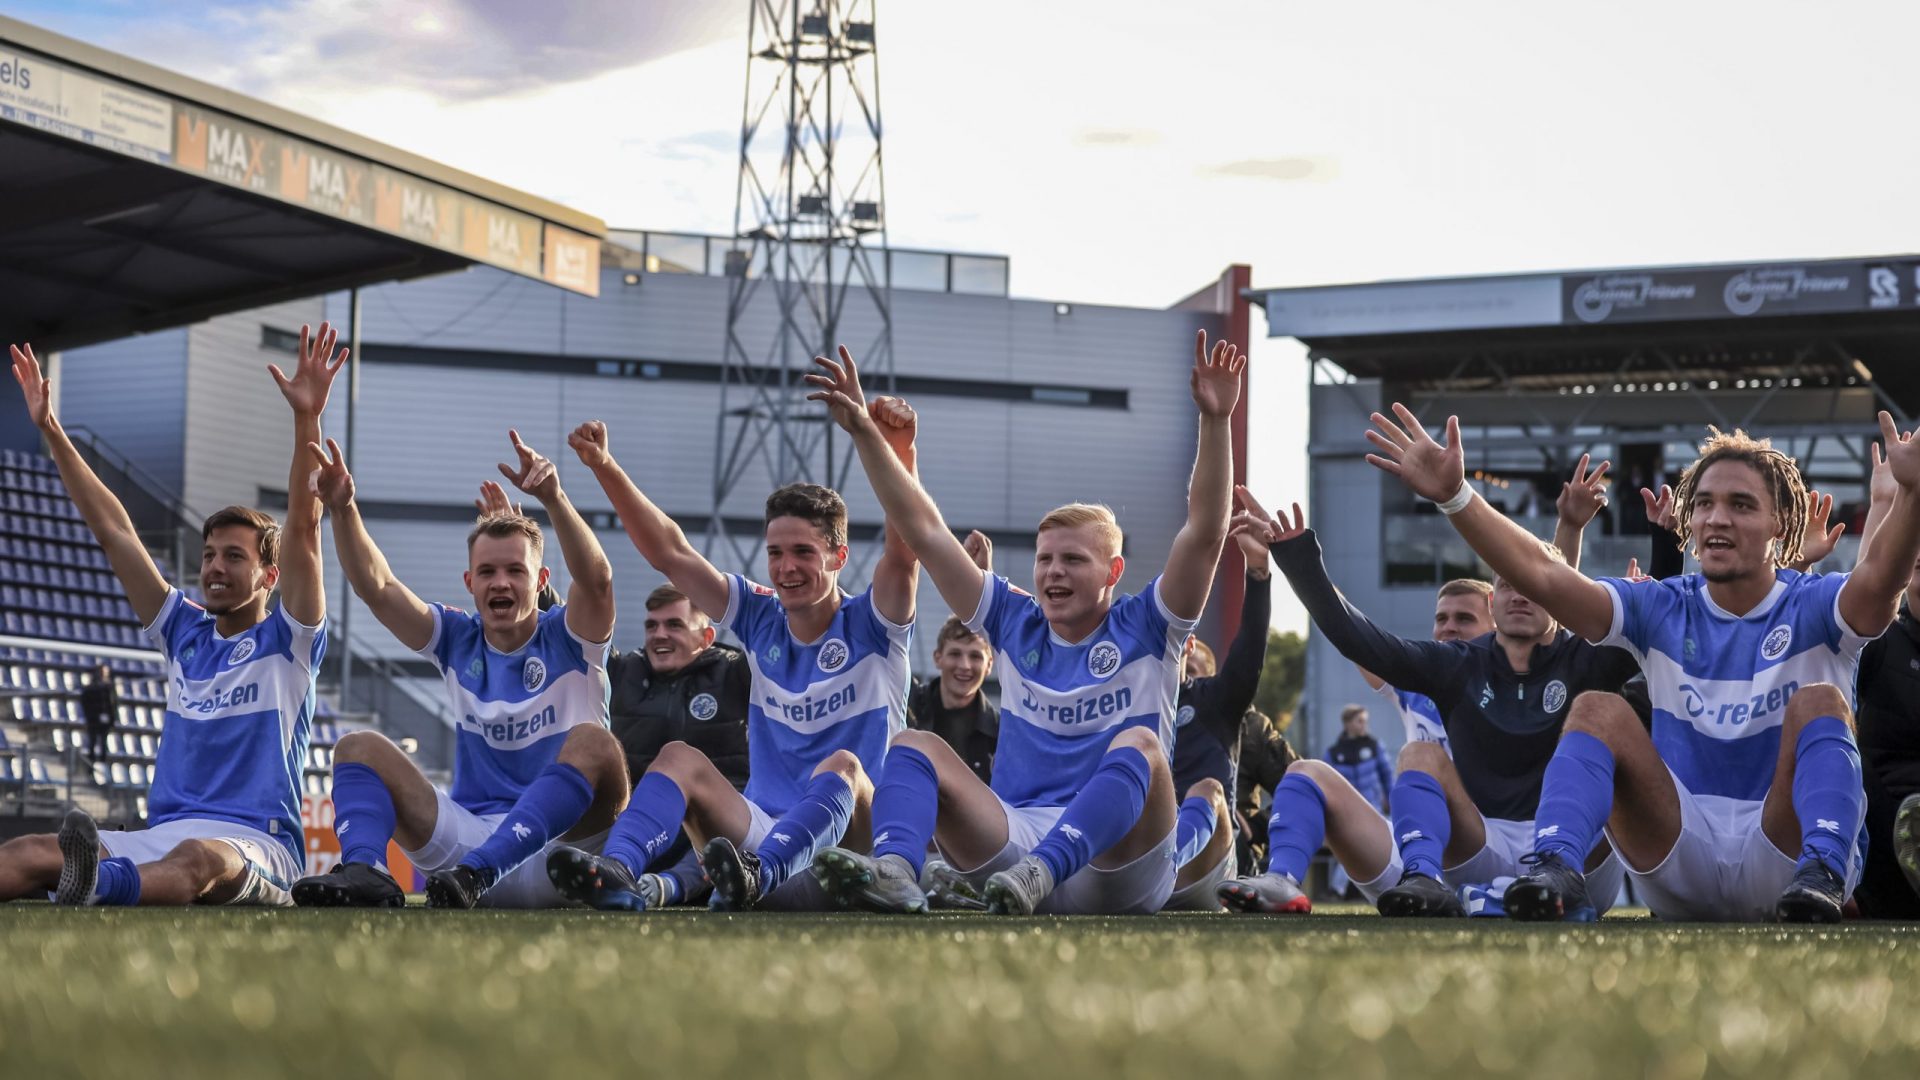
[707,0,893,571]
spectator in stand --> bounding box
[79,664,117,763]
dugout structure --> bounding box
[1252,256,1920,754]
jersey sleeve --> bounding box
[856,585,913,647]
[139,587,191,658]
[964,573,1026,647]
[415,603,470,674]
[272,598,327,674]
[718,574,781,647]
[1812,571,1881,651]
[546,603,611,669]
[1593,576,1679,656]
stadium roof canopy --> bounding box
[1250,256,1920,419]
[0,16,606,350]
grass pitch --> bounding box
[4,906,1919,1079]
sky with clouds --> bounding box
[15,0,1920,631]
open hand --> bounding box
[804,345,872,434]
[568,420,610,469]
[1234,485,1306,543]
[1624,556,1648,582]
[268,322,348,417]
[9,343,52,430]
[474,480,523,519]
[1796,490,1846,567]
[306,438,355,510]
[1877,411,1920,492]
[1364,403,1465,504]
[962,530,993,572]
[1870,442,1897,509]
[1639,484,1676,532]
[499,430,561,504]
[1191,330,1246,419]
[1556,453,1611,528]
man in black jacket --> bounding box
[78,664,117,763]
[591,585,750,908]
[906,617,997,783]
[1163,523,1273,909]
[1218,494,1638,918]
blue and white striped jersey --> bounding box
[720,575,911,817]
[144,588,324,868]
[1596,570,1874,803]
[419,603,610,815]
[1374,681,1451,754]
[968,573,1194,808]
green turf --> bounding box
[4,906,1919,1079]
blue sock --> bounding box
[459,762,594,885]
[657,846,708,906]
[1391,770,1451,879]
[1029,746,1153,884]
[602,772,688,876]
[1265,772,1328,881]
[870,745,941,874]
[1174,795,1218,867]
[1531,731,1615,866]
[94,855,141,906]
[330,762,397,868]
[1793,716,1864,878]
[755,771,855,891]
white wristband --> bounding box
[1435,481,1475,516]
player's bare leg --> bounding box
[0,833,64,902]
[705,749,871,911]
[1220,758,1393,915]
[292,730,436,907]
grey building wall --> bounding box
[59,328,191,497]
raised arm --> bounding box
[568,421,728,621]
[1204,517,1273,715]
[1839,413,1920,636]
[1641,484,1686,580]
[1159,330,1246,621]
[308,438,435,651]
[1788,490,1847,573]
[865,395,922,627]
[806,347,985,618]
[1552,454,1610,572]
[1365,403,1615,642]
[1244,492,1463,698]
[266,323,347,627]
[499,430,613,644]
[11,344,170,625]
[1854,441,1897,565]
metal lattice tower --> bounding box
[707,0,892,572]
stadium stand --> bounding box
[0,446,344,824]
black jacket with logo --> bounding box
[607,643,751,790]
[906,676,998,783]
[1851,603,1920,916]
[1272,529,1641,821]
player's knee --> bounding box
[1285,758,1336,791]
[889,728,948,758]
[1185,777,1227,809]
[333,729,397,766]
[1785,683,1852,729]
[558,723,625,780]
[163,839,236,884]
[1106,725,1165,766]
[0,833,60,868]
[1564,691,1635,739]
[649,741,702,781]
[1397,739,1449,775]
[814,749,868,786]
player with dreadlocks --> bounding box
[1366,409,1920,922]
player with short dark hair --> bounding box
[1369,407,1920,923]
[290,428,627,909]
[0,330,339,907]
[543,407,919,912]
[805,332,1244,916]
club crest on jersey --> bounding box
[226,638,256,666]
[1761,625,1792,661]
[1087,641,1121,679]
[767,644,782,663]
[817,639,850,674]
[1542,680,1568,714]
[522,657,547,693]
[1024,649,1040,668]
[182,645,197,663]
[689,693,718,721]
[1175,705,1195,728]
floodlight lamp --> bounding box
[622,272,641,287]
[1054,303,1072,317]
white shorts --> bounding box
[407,787,608,909]
[1448,816,1626,917]
[1323,812,1625,913]
[938,798,1177,915]
[1162,846,1234,911]
[1609,769,1861,922]
[99,818,300,907]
